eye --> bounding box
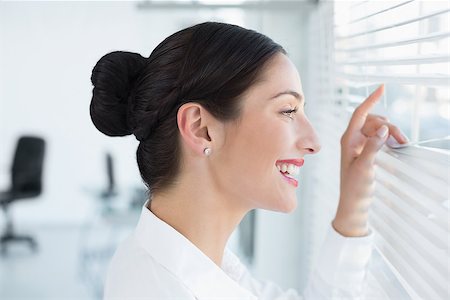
[281,107,298,119]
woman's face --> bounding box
[213,53,321,213]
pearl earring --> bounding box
[203,147,212,156]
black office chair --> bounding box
[100,153,117,200]
[0,136,46,254]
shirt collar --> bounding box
[134,200,257,300]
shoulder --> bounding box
[103,234,195,300]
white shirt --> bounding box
[104,201,374,300]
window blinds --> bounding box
[307,1,449,299]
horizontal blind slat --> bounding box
[336,8,450,40]
[336,72,450,86]
[386,146,450,165]
[340,54,450,66]
[349,0,369,10]
[335,31,450,52]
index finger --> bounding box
[347,84,385,132]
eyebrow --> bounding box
[270,90,305,104]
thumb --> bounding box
[358,125,389,165]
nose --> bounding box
[296,116,321,155]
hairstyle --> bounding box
[90,21,286,195]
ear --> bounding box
[177,103,223,156]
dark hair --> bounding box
[90,22,286,195]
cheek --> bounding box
[236,117,283,164]
[223,116,289,194]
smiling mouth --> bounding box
[275,159,304,188]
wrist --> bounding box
[332,217,369,237]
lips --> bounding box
[280,172,299,187]
[276,158,304,167]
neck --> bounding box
[148,175,249,267]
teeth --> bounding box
[287,164,295,174]
[277,163,300,175]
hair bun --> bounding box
[90,51,147,138]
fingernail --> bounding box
[377,125,388,138]
[386,135,401,148]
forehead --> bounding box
[244,53,303,101]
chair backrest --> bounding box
[106,152,115,194]
[11,136,46,197]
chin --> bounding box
[279,200,297,213]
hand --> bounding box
[332,84,408,237]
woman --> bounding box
[90,22,408,299]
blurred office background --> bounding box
[0,0,448,299]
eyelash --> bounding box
[281,107,298,119]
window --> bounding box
[335,0,449,150]
[305,1,449,299]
